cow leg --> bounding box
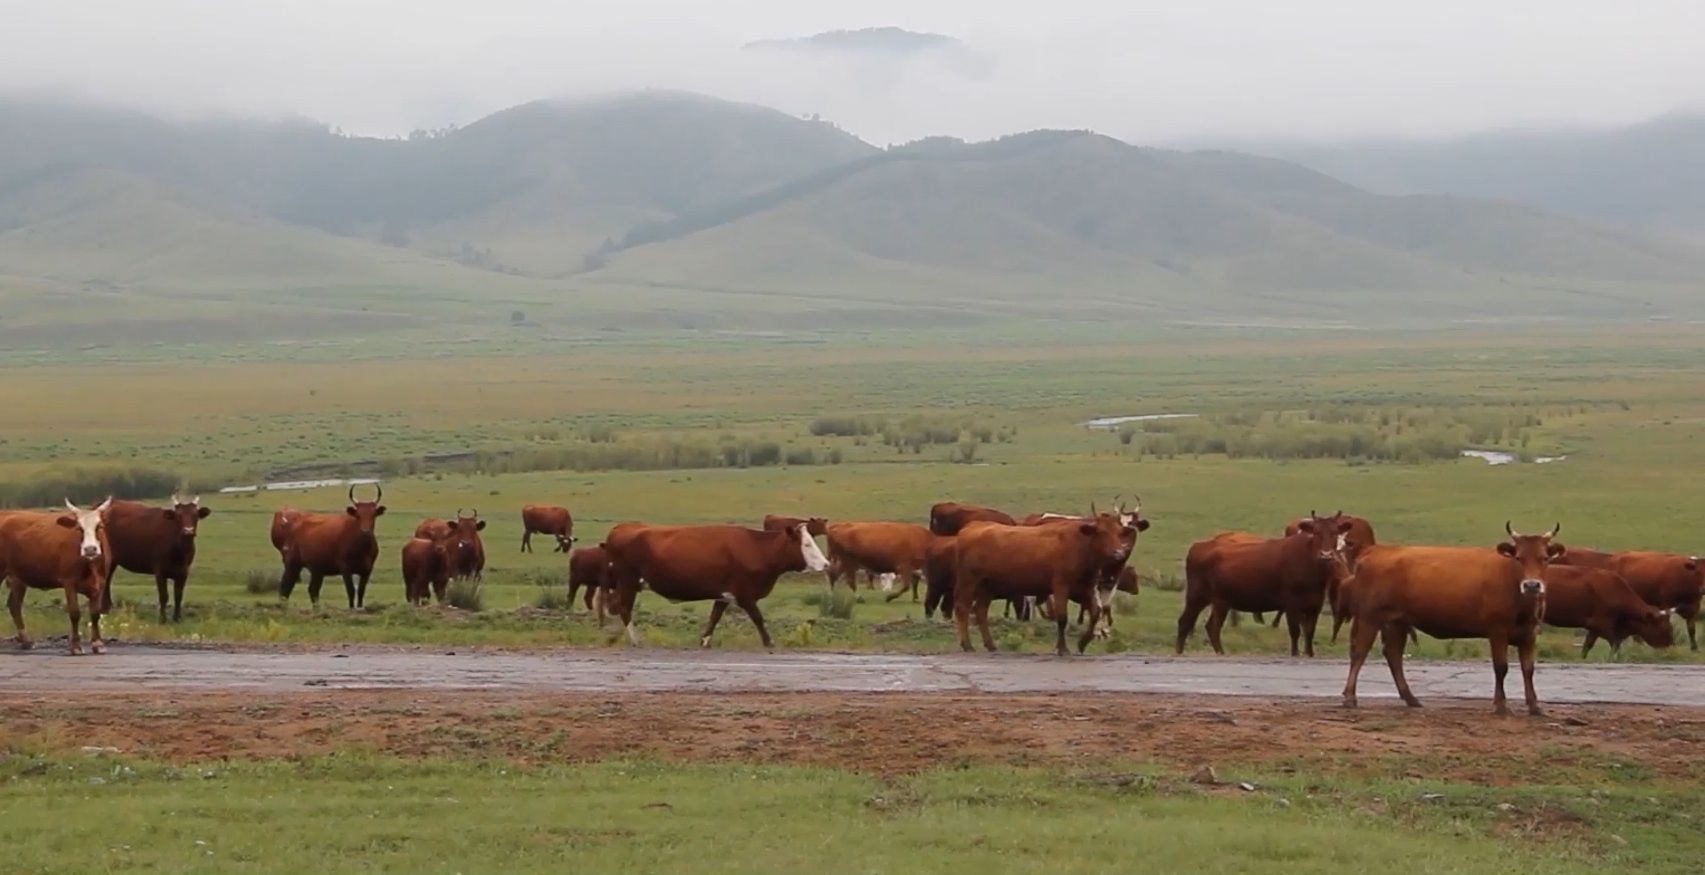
[1302,609,1320,658]
[1380,625,1420,707]
[1580,630,1599,658]
[152,571,170,622]
[87,589,105,655]
[340,573,356,609]
[1076,602,1101,654]
[8,581,31,650]
[954,591,975,652]
[1050,590,1069,656]
[306,571,325,607]
[909,570,921,602]
[1269,612,1281,629]
[699,601,728,648]
[356,571,371,609]
[1174,594,1209,655]
[1517,633,1543,717]
[102,566,116,614]
[279,559,303,602]
[521,530,531,553]
[1204,603,1230,655]
[736,599,773,649]
[1284,610,1302,657]
[1682,605,1699,651]
[567,575,582,608]
[1488,632,1511,716]
[433,575,448,605]
[171,573,188,622]
[63,580,83,656]
[1341,618,1377,707]
[975,596,998,653]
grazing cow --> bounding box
[102,495,212,622]
[567,545,609,615]
[1341,522,1561,716]
[520,504,574,553]
[276,485,386,608]
[1177,512,1351,657]
[1540,565,1674,657]
[1555,548,1701,651]
[603,523,829,647]
[413,510,486,580]
[1255,514,1379,627]
[954,511,1138,655]
[762,515,828,537]
[824,522,935,601]
[0,498,114,655]
[928,502,1015,536]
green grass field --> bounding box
[1,753,1697,875]
[4,324,1705,656]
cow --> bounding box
[954,510,1138,655]
[1177,512,1351,657]
[270,508,299,559]
[413,510,485,581]
[928,502,1015,536]
[400,536,449,606]
[1255,514,1379,627]
[1554,548,1701,651]
[520,504,574,553]
[101,495,211,622]
[1023,499,1151,636]
[275,485,386,608]
[0,498,114,655]
[1341,522,1561,716]
[567,545,610,615]
[1540,565,1674,657]
[762,515,828,537]
[921,535,958,619]
[824,522,934,601]
[602,523,829,648]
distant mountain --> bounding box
[1264,114,1705,236]
[746,27,965,55]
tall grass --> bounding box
[0,463,182,508]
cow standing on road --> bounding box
[0,498,114,655]
[102,495,211,622]
[520,504,574,553]
[954,509,1137,655]
[1177,512,1351,657]
[1341,522,1560,716]
[602,523,829,648]
[274,485,385,608]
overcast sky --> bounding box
[6,0,1703,145]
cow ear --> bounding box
[1338,519,1353,533]
[375,505,388,516]
[197,506,212,519]
[1135,519,1151,532]
[56,514,78,529]
[1296,520,1315,533]
[1078,523,1097,537]
[1496,542,1518,558]
[162,509,179,521]
[347,507,358,517]
[475,520,486,531]
[1546,542,1566,558]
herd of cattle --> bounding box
[1,487,1700,715]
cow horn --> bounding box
[1505,521,1519,538]
[172,493,183,505]
[374,483,383,504]
[1545,522,1560,539]
[191,495,200,505]
[1131,494,1141,512]
[348,485,357,505]
[1333,509,1342,518]
[1090,501,1098,516]
[64,499,78,513]
[466,508,478,520]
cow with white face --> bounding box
[0,497,115,654]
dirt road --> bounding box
[2,644,1701,705]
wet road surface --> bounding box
[1,645,1700,705]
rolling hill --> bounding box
[1,92,1701,346]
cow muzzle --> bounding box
[1520,578,1545,596]
[182,528,198,537]
[81,545,102,560]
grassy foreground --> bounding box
[1,755,1698,874]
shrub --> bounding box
[784,448,817,466]
[815,589,857,619]
[446,580,484,612]
[532,586,571,611]
[0,463,184,509]
[244,570,281,595]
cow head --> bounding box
[805,517,829,538]
[1295,510,1354,561]
[792,523,830,573]
[57,497,113,561]
[1112,495,1151,534]
[1630,606,1677,649]
[1497,522,1564,597]
[164,494,211,539]
[345,484,387,534]
[445,509,485,561]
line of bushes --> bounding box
[372,436,844,478]
[0,464,184,509]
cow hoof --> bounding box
[1340,697,1358,709]
[1527,707,1545,718]
[1403,698,1423,709]
[1493,706,1512,717]
[698,637,712,648]
[91,641,106,655]
[68,646,84,656]
[15,638,32,651]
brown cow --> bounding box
[928,502,1015,536]
[921,535,958,619]
[1256,514,1379,627]
[1024,500,1151,636]
[954,511,1138,655]
[1341,522,1561,716]
[762,515,828,537]
[1555,548,1700,650]
[413,510,486,581]
[0,498,114,655]
[824,522,935,601]
[603,523,830,647]
[1540,565,1674,657]
[1177,512,1351,657]
[102,494,211,622]
[276,485,386,608]
[520,504,574,553]
[270,508,299,558]
[400,535,450,606]
[567,545,610,615]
